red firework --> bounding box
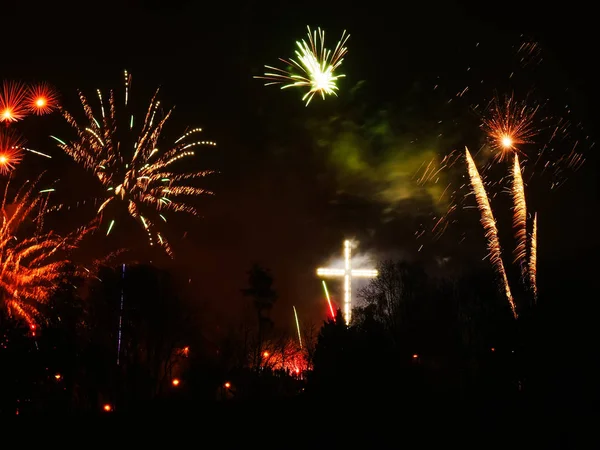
[0,81,28,123]
[0,130,24,174]
[26,83,59,115]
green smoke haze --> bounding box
[304,84,472,217]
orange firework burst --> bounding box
[482,95,539,161]
[0,81,28,123]
[0,130,24,174]
[0,178,92,327]
[26,83,59,115]
[465,147,517,319]
[512,154,527,274]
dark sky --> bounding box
[4,1,598,332]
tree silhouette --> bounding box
[84,264,195,411]
[241,264,277,368]
[310,309,353,400]
[358,260,429,350]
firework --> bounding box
[256,26,350,106]
[321,279,335,319]
[293,305,302,348]
[0,178,91,327]
[465,148,517,319]
[52,71,216,257]
[529,212,537,302]
[482,95,538,161]
[0,81,28,123]
[512,154,527,275]
[0,130,24,174]
[26,83,59,115]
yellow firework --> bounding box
[512,154,527,275]
[0,178,91,327]
[465,148,517,319]
[482,95,538,161]
[52,71,216,257]
[256,26,350,106]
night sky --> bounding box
[3,1,598,333]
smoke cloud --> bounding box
[304,93,464,219]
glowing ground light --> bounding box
[224,382,231,388]
[54,374,62,380]
[103,404,112,412]
[172,378,180,386]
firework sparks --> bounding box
[0,81,28,123]
[322,280,335,319]
[53,71,216,257]
[256,26,350,106]
[0,130,24,175]
[465,147,517,319]
[529,212,537,302]
[0,179,92,327]
[482,95,538,161]
[26,83,59,115]
[512,154,527,276]
[293,305,302,348]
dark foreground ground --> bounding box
[6,391,596,448]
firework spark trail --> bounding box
[293,305,302,348]
[321,280,335,319]
[53,71,216,257]
[255,26,350,106]
[0,178,94,327]
[529,212,538,302]
[465,147,517,319]
[512,154,528,277]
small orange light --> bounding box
[263,351,269,358]
[54,374,61,380]
[103,404,112,412]
[172,378,180,386]
[224,382,231,388]
[295,368,300,374]
[491,347,495,352]
[412,354,418,359]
